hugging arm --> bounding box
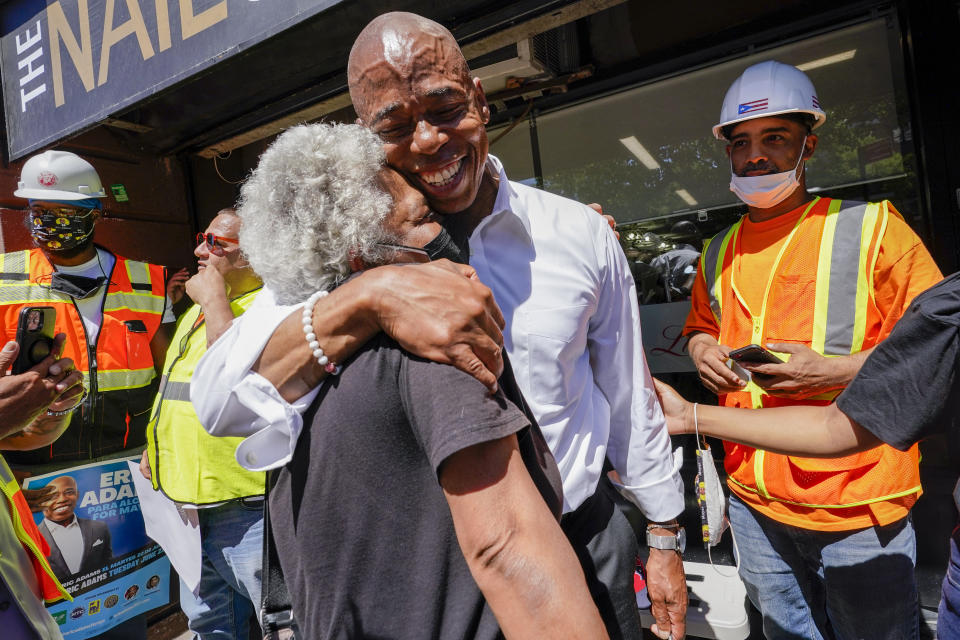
[441,436,608,639]
[254,260,505,401]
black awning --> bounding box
[0,0,579,159]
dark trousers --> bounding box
[561,478,641,640]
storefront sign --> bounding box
[0,0,343,159]
[638,300,696,374]
[23,458,170,638]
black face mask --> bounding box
[30,207,98,251]
[48,272,107,298]
[423,227,467,264]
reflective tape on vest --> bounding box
[700,200,882,354]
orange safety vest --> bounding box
[0,247,166,463]
[0,456,70,603]
[699,197,922,531]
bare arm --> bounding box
[441,435,607,639]
[654,378,880,456]
[0,411,75,451]
[255,260,506,401]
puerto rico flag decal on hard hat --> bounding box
[38,171,58,187]
[738,99,768,114]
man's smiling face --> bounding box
[349,20,491,216]
[44,476,78,524]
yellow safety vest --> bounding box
[145,288,265,505]
[0,455,70,603]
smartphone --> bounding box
[728,344,784,365]
[12,306,56,375]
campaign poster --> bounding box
[22,457,171,638]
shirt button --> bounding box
[245,451,257,465]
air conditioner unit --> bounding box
[473,40,548,94]
[470,24,579,95]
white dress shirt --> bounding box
[192,155,684,520]
[42,515,84,574]
[192,287,321,471]
[467,156,683,517]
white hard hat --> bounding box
[713,60,826,140]
[14,150,107,201]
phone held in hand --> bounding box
[728,343,784,365]
[12,306,56,375]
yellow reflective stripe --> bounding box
[96,367,156,391]
[700,224,738,324]
[753,449,770,498]
[103,290,165,314]
[811,199,844,353]
[0,287,50,305]
[851,203,882,354]
[0,250,28,274]
[124,260,151,287]
[0,458,71,602]
[728,476,921,509]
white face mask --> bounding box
[696,442,729,548]
[729,136,806,209]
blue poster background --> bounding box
[23,457,170,638]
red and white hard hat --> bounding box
[713,60,826,140]
[14,150,107,201]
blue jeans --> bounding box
[179,499,264,640]
[729,494,918,640]
[939,525,960,640]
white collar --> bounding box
[44,515,78,530]
[480,154,532,239]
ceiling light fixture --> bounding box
[796,49,857,71]
[675,189,698,206]
[619,136,660,170]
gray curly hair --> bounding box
[237,122,394,305]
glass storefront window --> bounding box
[487,17,919,314]
[534,17,915,225]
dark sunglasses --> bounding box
[196,232,239,250]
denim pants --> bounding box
[729,494,918,640]
[180,498,264,640]
[939,525,960,640]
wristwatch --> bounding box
[646,526,686,554]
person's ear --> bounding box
[348,250,365,273]
[803,133,818,159]
[473,77,490,124]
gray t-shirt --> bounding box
[269,335,563,640]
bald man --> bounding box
[195,12,687,640]
[37,475,112,582]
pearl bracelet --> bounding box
[47,389,87,417]
[302,290,341,375]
